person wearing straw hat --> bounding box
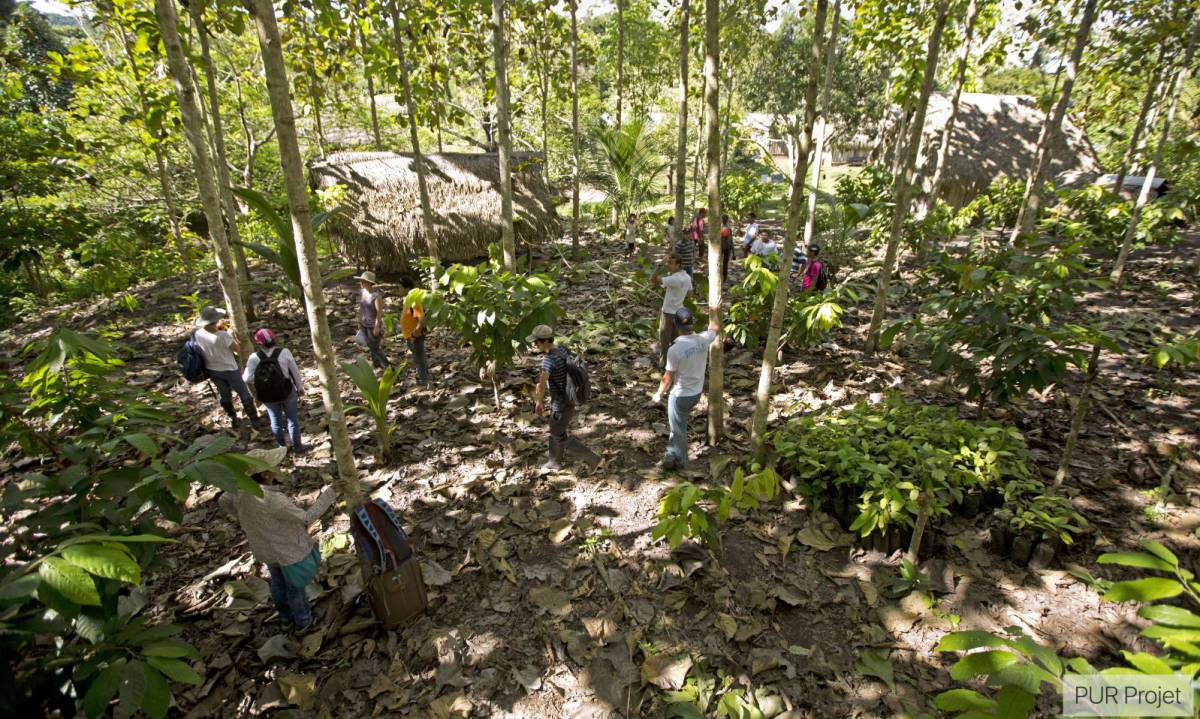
[528,324,601,472]
[242,328,308,454]
[194,306,260,428]
[218,447,334,629]
[355,271,390,370]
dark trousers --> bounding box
[548,404,592,462]
[721,246,732,284]
[208,369,257,422]
[408,335,428,384]
[362,324,389,369]
[659,312,679,369]
[267,563,312,626]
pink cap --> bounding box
[253,328,276,346]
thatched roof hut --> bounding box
[310,151,562,272]
[885,93,1102,208]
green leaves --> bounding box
[39,557,101,606]
[949,650,1020,680]
[855,650,895,690]
[342,357,400,461]
[1102,578,1184,603]
[652,468,779,549]
[62,543,142,584]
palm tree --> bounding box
[593,119,669,221]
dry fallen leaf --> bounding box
[529,585,573,617]
[716,613,738,641]
[641,652,692,690]
[275,673,315,710]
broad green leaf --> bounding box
[39,557,100,606]
[1139,540,1179,567]
[142,638,199,659]
[1139,605,1200,628]
[0,572,40,601]
[59,533,173,548]
[82,660,124,719]
[141,665,171,719]
[855,650,894,690]
[936,631,1011,653]
[988,662,1057,694]
[62,543,141,584]
[934,688,995,711]
[994,685,1036,718]
[1121,651,1174,675]
[1102,578,1183,603]
[145,656,202,685]
[122,432,159,458]
[1097,551,1174,573]
[950,650,1020,681]
[118,660,147,719]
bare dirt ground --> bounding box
[7,226,1199,718]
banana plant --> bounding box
[231,187,354,303]
[341,357,401,462]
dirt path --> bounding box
[8,228,1198,718]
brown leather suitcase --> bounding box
[362,557,427,629]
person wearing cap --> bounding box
[794,243,825,293]
[242,328,307,454]
[528,325,602,472]
[219,447,334,629]
[651,301,722,470]
[355,271,389,370]
[650,253,692,369]
[194,306,260,428]
[398,276,429,385]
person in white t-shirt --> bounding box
[740,214,759,258]
[652,301,722,470]
[193,306,260,428]
[650,253,693,368]
[750,233,778,257]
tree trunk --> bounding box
[154,0,251,356]
[352,0,383,151]
[925,0,979,221]
[801,0,841,254]
[702,0,723,445]
[720,70,735,175]
[119,28,191,270]
[491,0,517,270]
[190,2,256,323]
[1054,343,1100,487]
[1009,0,1098,243]
[673,0,690,233]
[248,0,361,503]
[1112,27,1196,286]
[616,0,624,129]
[749,0,827,462]
[310,75,327,158]
[864,0,951,354]
[1111,60,1163,196]
[570,0,581,260]
[389,0,442,281]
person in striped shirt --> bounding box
[674,232,696,278]
[529,325,601,472]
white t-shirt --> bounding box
[625,220,637,242]
[742,222,759,247]
[194,327,239,372]
[660,271,692,314]
[751,238,778,256]
[666,329,716,398]
[666,223,676,243]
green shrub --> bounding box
[652,467,780,549]
[720,170,774,218]
[834,164,893,209]
[955,176,1025,230]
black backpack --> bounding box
[815,261,834,291]
[564,351,592,407]
[176,331,208,384]
[253,348,293,403]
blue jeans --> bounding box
[264,391,303,449]
[207,368,257,422]
[665,392,702,467]
[267,563,312,626]
[408,335,428,384]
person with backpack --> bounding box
[242,328,307,454]
[398,277,429,386]
[650,253,693,369]
[194,306,260,428]
[651,301,722,471]
[689,207,708,267]
[528,324,602,472]
[355,271,389,370]
[218,446,334,630]
[794,243,827,293]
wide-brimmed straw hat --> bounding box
[194,306,227,328]
[354,271,378,285]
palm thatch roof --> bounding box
[309,151,561,272]
[885,93,1102,208]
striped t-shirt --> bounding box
[674,237,696,272]
[541,345,570,410]
[791,246,806,274]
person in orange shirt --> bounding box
[399,276,428,385]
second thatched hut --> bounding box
[310,151,562,273]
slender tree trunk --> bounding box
[538,23,550,186]
[570,0,581,260]
[352,1,383,151]
[1112,29,1196,286]
[1054,344,1100,487]
[749,0,827,461]
[491,0,517,270]
[154,0,251,356]
[310,75,327,157]
[248,0,360,503]
[191,2,256,322]
[720,70,735,174]
[616,0,624,129]
[1112,58,1165,195]
[389,0,442,280]
[703,0,723,444]
[926,0,979,218]
[1009,0,1098,243]
[865,0,951,354]
[801,0,841,253]
[673,0,690,232]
